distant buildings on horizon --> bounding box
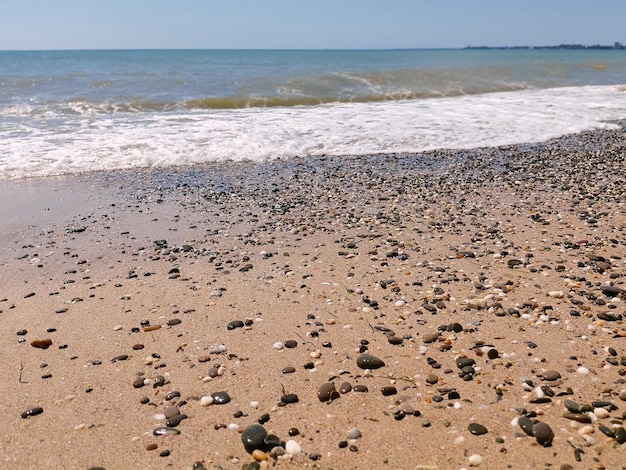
[465,42,624,50]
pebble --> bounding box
[285,440,301,454]
[468,423,488,435]
[468,454,484,466]
[227,320,244,330]
[532,421,554,447]
[280,393,299,404]
[346,427,362,439]
[541,370,561,381]
[153,426,180,436]
[211,391,231,404]
[425,373,439,385]
[21,407,44,418]
[30,339,52,349]
[422,333,439,343]
[164,406,180,419]
[241,424,267,453]
[317,382,338,402]
[356,353,385,369]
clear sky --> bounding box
[1,0,624,50]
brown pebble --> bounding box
[532,421,554,446]
[146,443,158,451]
[425,374,439,385]
[541,370,561,381]
[318,382,337,402]
[133,344,145,350]
[31,339,53,349]
[422,333,439,343]
[339,382,352,393]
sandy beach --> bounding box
[2,127,626,469]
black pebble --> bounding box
[21,407,44,418]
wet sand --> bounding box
[1,128,626,470]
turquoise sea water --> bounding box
[1,49,626,179]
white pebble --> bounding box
[594,407,610,418]
[346,427,362,439]
[113,324,123,331]
[395,299,406,307]
[576,366,590,375]
[285,440,301,454]
[273,341,285,350]
[228,423,239,430]
[200,396,214,407]
[250,401,259,408]
[468,454,484,466]
[548,290,564,298]
[154,413,165,420]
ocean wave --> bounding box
[2,85,625,180]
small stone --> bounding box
[211,391,231,404]
[339,382,352,394]
[317,382,337,402]
[517,416,535,436]
[166,414,187,427]
[241,424,268,453]
[468,423,488,435]
[252,449,268,461]
[542,370,561,381]
[425,373,439,385]
[111,354,129,362]
[164,406,180,419]
[167,318,182,326]
[282,366,296,374]
[533,421,554,446]
[30,339,52,349]
[381,386,397,396]
[284,340,297,348]
[285,440,301,454]
[346,427,362,439]
[280,393,299,404]
[422,333,439,343]
[468,454,484,466]
[273,342,285,350]
[153,427,180,436]
[227,320,244,330]
[21,407,43,418]
[200,396,213,406]
[356,353,385,369]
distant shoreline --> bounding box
[465,42,624,50]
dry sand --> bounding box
[1,128,626,470]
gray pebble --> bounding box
[356,353,385,369]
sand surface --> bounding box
[1,128,626,470]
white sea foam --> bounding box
[1,85,625,180]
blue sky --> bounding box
[1,0,624,50]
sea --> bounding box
[1,48,626,180]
